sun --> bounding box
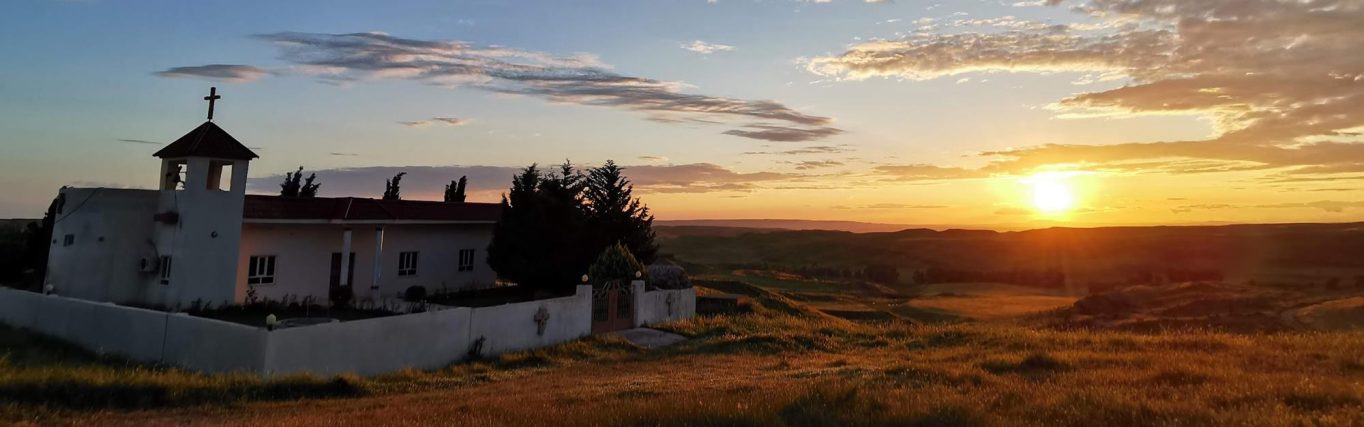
[1025,172,1077,214]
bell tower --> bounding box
[149,87,259,307]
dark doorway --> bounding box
[329,252,356,302]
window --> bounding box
[398,251,419,276]
[248,255,276,285]
[62,234,75,247]
[158,255,172,285]
[458,249,475,272]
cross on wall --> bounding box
[534,306,550,336]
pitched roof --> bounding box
[153,121,259,160]
[243,195,502,223]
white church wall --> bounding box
[45,188,160,304]
[238,223,497,304]
[152,159,247,308]
[375,225,497,297]
[263,307,473,376]
[634,285,697,327]
[238,223,345,302]
[467,285,593,356]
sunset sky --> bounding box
[2,0,1362,227]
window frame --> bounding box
[457,249,475,272]
[398,251,419,277]
[158,255,172,285]
[62,234,75,247]
[247,255,277,286]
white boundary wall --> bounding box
[0,285,602,376]
[467,285,593,356]
[633,283,697,327]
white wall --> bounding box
[238,223,497,303]
[0,287,264,372]
[264,308,472,376]
[634,285,697,327]
[45,188,160,304]
[162,313,268,373]
[0,282,672,376]
[467,285,593,356]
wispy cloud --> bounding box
[873,164,985,181]
[154,64,271,83]
[790,160,844,170]
[170,32,839,142]
[1172,200,1364,214]
[399,116,468,128]
[681,40,735,54]
[807,0,1364,178]
[743,145,854,155]
[115,138,160,145]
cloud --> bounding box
[174,32,838,142]
[638,155,669,162]
[399,116,468,128]
[873,164,985,181]
[681,40,736,54]
[994,207,1032,216]
[1171,200,1364,213]
[743,145,854,155]
[790,160,844,170]
[116,139,160,145]
[246,162,803,199]
[863,203,947,209]
[807,0,1364,179]
[154,64,271,83]
[722,124,843,142]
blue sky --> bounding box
[3,0,1362,226]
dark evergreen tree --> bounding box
[486,163,590,291]
[300,173,320,198]
[444,175,468,203]
[383,172,407,201]
[280,166,321,198]
[279,167,303,197]
[584,160,658,264]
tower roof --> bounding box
[153,121,259,160]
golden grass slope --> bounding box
[2,303,1360,426]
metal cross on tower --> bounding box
[204,87,221,121]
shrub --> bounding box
[329,286,353,308]
[646,264,691,290]
[588,243,645,287]
[404,286,428,302]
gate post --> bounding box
[630,280,645,328]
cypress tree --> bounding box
[584,160,658,264]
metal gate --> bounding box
[591,281,634,333]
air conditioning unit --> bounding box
[138,257,160,273]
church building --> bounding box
[44,89,501,307]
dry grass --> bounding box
[5,308,1364,426]
[907,295,1079,320]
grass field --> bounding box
[5,294,1364,426]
